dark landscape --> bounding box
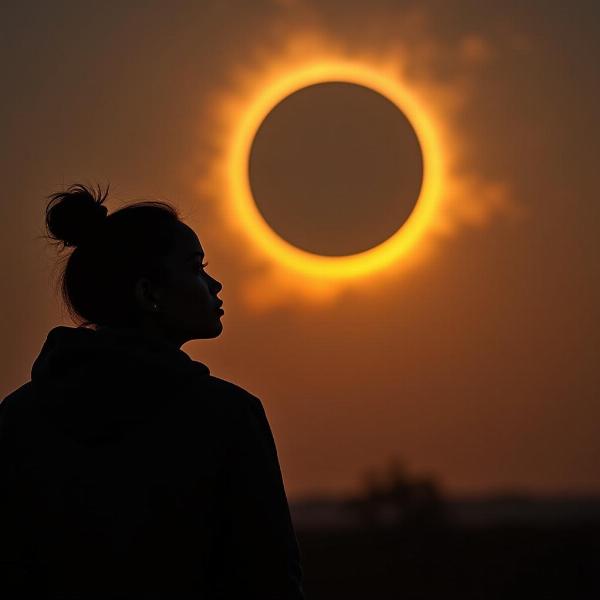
[291,467,600,599]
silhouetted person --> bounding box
[0,184,304,599]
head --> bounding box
[45,183,223,349]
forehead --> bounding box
[169,222,204,259]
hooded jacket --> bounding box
[0,325,304,599]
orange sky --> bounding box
[1,1,598,500]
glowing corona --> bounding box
[225,60,445,279]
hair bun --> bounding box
[46,183,109,248]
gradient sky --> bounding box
[1,0,598,500]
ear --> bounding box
[134,277,161,314]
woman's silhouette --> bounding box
[0,184,304,599]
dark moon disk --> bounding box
[248,82,424,257]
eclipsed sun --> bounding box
[198,35,511,309]
[229,61,441,278]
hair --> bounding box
[45,183,182,328]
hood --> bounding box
[30,325,211,446]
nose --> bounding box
[210,275,222,295]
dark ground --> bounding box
[296,524,600,600]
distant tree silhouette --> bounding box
[350,457,447,530]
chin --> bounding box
[203,320,224,339]
[182,320,223,343]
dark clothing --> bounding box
[0,326,304,599]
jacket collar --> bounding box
[30,325,210,445]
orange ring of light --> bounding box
[226,61,444,279]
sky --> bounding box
[1,0,598,500]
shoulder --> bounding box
[202,374,265,418]
[179,366,266,423]
[1,382,33,415]
[181,374,272,454]
[0,382,34,439]
[1,382,32,405]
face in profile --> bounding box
[139,221,224,346]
